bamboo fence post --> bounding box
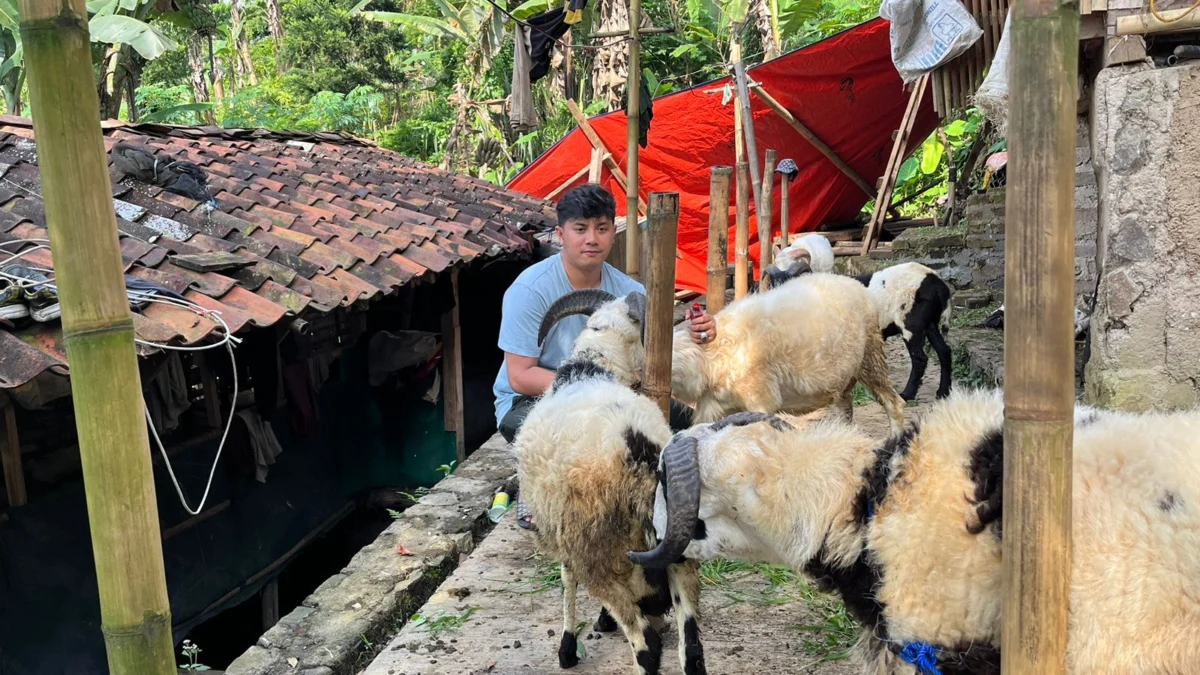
[18,0,175,672]
[732,61,763,213]
[707,166,732,314]
[732,27,745,163]
[644,193,679,418]
[625,0,643,281]
[779,173,791,247]
[734,161,750,300]
[1002,0,1078,670]
[759,149,776,292]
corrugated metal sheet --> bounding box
[0,118,555,391]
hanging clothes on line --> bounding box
[621,76,654,148]
[511,20,539,133]
[564,0,587,26]
[526,7,570,82]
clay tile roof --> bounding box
[0,118,552,391]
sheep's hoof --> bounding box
[899,390,918,402]
[558,631,580,668]
[594,608,619,633]
[935,388,951,400]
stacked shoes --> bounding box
[0,265,60,323]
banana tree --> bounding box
[0,0,178,118]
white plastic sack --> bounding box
[974,8,1012,135]
[880,0,984,84]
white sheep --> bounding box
[516,290,707,675]
[764,233,835,286]
[629,388,1200,674]
[539,272,907,435]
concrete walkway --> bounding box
[365,341,947,675]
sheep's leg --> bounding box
[594,606,619,632]
[926,325,953,399]
[667,560,707,675]
[899,326,929,401]
[591,584,663,675]
[559,565,580,668]
[860,331,906,437]
[838,379,856,424]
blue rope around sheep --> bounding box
[898,641,943,675]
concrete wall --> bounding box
[1085,61,1200,411]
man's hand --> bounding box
[687,309,717,345]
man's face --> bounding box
[556,215,615,270]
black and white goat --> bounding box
[627,389,1200,674]
[515,290,707,675]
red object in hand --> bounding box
[686,302,702,321]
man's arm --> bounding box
[505,352,556,396]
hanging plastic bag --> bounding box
[974,8,1013,135]
[880,0,984,83]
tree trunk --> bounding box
[125,54,142,122]
[230,0,257,86]
[751,0,779,61]
[97,44,128,120]
[187,33,216,124]
[266,0,285,74]
[18,0,176,672]
[590,0,629,111]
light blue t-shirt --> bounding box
[493,252,645,425]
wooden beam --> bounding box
[750,83,876,198]
[1002,0,1077,670]
[732,60,764,218]
[1116,7,1200,34]
[162,500,230,540]
[566,99,648,215]
[441,268,465,464]
[261,579,280,630]
[2,400,26,508]
[547,164,591,200]
[644,193,679,418]
[735,161,750,300]
[861,74,929,256]
[707,166,732,314]
[587,147,605,184]
[759,149,777,292]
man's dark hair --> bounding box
[556,184,617,228]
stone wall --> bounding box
[1085,61,1200,411]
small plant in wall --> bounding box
[437,461,457,478]
[179,639,211,672]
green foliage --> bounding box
[178,639,211,672]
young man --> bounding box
[493,184,716,444]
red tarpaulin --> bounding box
[508,18,941,293]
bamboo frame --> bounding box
[565,100,648,215]
[547,164,591,200]
[1116,7,1200,35]
[1001,0,1077,670]
[750,84,876,198]
[19,0,175,670]
[734,161,750,300]
[587,147,605,184]
[759,149,776,292]
[707,166,732,314]
[625,0,643,281]
[732,61,763,215]
[861,74,929,256]
[779,174,791,247]
[644,193,679,418]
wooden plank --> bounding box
[170,252,255,273]
[546,164,591,200]
[1002,0,1077,670]
[862,74,929,256]
[440,268,465,464]
[644,193,679,418]
[162,500,230,540]
[750,84,876,198]
[262,579,280,630]
[2,401,26,508]
[587,147,604,184]
[707,166,732,314]
[565,100,648,215]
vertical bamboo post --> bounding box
[779,174,791,247]
[644,193,679,418]
[19,0,175,672]
[732,61,763,213]
[1001,0,1078,670]
[625,0,642,281]
[707,166,732,314]
[731,27,745,163]
[734,161,750,300]
[758,149,776,292]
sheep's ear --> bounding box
[538,289,618,345]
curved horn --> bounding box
[537,289,617,345]
[624,291,647,342]
[628,435,701,568]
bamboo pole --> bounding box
[707,166,732,314]
[731,27,745,163]
[779,174,791,247]
[732,61,763,214]
[734,161,750,299]
[1116,7,1200,35]
[18,0,175,672]
[644,192,679,418]
[1002,0,1077,670]
[758,149,776,292]
[626,0,643,281]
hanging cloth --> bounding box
[621,76,654,148]
[564,0,587,25]
[511,21,539,133]
[526,7,570,82]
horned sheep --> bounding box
[628,388,1200,674]
[539,271,907,435]
[514,290,707,675]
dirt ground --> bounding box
[363,341,943,675]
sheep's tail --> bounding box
[941,301,952,336]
